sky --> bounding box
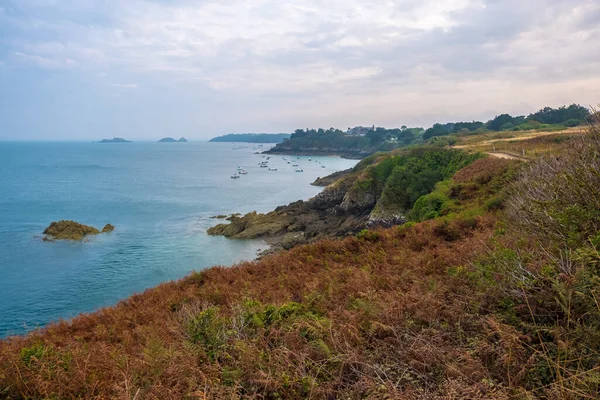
[0,0,599,140]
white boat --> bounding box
[292,164,299,167]
[239,169,248,174]
[260,164,268,168]
[321,165,326,168]
[308,158,312,161]
[231,174,240,179]
[268,167,278,171]
[237,166,243,170]
[295,168,304,172]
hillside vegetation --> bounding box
[265,105,590,157]
[209,134,291,143]
[1,117,599,399]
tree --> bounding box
[488,114,515,131]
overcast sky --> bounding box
[1,0,599,140]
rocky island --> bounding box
[98,137,131,143]
[43,220,115,241]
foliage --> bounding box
[268,126,425,156]
[356,229,381,241]
[423,121,485,139]
[507,117,600,247]
[374,147,483,213]
[208,133,291,143]
[527,104,590,125]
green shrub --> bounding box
[20,343,46,367]
[485,195,505,211]
[356,229,381,242]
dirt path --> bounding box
[487,152,526,160]
[454,128,580,150]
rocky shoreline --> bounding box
[263,149,367,159]
[208,166,406,254]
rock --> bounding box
[367,215,406,229]
[311,169,352,187]
[210,215,228,219]
[102,224,115,233]
[43,220,114,241]
[43,220,100,241]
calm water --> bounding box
[0,142,356,338]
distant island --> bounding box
[209,133,291,143]
[98,137,131,143]
[158,137,188,143]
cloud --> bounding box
[1,0,599,139]
[13,52,76,69]
[110,83,139,88]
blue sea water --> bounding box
[0,142,357,338]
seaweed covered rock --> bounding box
[101,224,115,233]
[43,220,114,241]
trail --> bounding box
[454,127,580,150]
[487,152,526,160]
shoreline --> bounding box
[262,149,367,160]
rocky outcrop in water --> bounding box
[43,220,115,241]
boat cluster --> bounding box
[230,154,326,179]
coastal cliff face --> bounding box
[208,147,484,251]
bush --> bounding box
[507,113,600,248]
[356,229,381,242]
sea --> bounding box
[0,142,357,338]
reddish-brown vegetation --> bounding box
[1,214,501,399]
[2,118,600,399]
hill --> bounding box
[1,116,599,398]
[265,127,425,158]
[209,133,291,143]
